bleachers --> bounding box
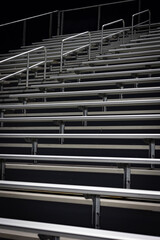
[0,5,160,240]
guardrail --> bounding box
[0,0,140,51]
[100,19,125,54]
[0,10,58,46]
[132,9,151,39]
[0,46,47,88]
[60,31,91,72]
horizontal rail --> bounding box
[0,114,160,123]
[0,98,159,110]
[1,154,160,165]
[101,19,125,54]
[0,133,160,139]
[0,181,160,200]
[132,9,151,38]
[0,217,159,240]
[0,46,47,88]
[8,86,160,99]
[60,31,91,72]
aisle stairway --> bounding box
[0,11,160,240]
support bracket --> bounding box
[38,234,60,240]
[118,163,131,189]
[0,160,5,180]
[84,194,100,229]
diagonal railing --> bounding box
[0,46,47,88]
[60,31,91,72]
[100,19,126,54]
[132,9,151,39]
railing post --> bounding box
[49,13,53,38]
[88,32,91,61]
[61,11,64,35]
[43,47,47,80]
[138,0,141,23]
[22,20,27,46]
[60,41,64,73]
[97,6,101,30]
[57,11,61,36]
[26,53,30,88]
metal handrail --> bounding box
[100,19,125,54]
[59,0,137,35]
[0,11,58,46]
[132,9,151,39]
[60,31,91,72]
[0,46,47,88]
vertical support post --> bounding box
[49,13,53,38]
[138,0,141,24]
[60,11,64,35]
[0,160,5,180]
[97,6,101,31]
[83,107,88,127]
[23,100,27,114]
[92,195,100,229]
[31,139,38,164]
[59,122,65,144]
[57,11,61,36]
[149,139,155,169]
[1,111,4,127]
[43,47,47,80]
[123,164,131,189]
[26,53,30,88]
[22,20,27,46]
[103,96,107,112]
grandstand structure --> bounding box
[0,1,160,240]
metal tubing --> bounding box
[123,164,131,189]
[132,9,151,39]
[92,196,100,229]
[60,31,91,72]
[22,20,27,46]
[0,133,160,140]
[0,161,5,180]
[101,19,125,54]
[0,46,47,86]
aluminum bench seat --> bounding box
[0,99,159,111]
[97,49,160,60]
[1,154,160,165]
[0,180,160,200]
[67,60,160,73]
[131,36,160,43]
[30,76,160,90]
[8,86,160,100]
[0,133,160,140]
[0,114,159,123]
[82,55,160,66]
[0,218,159,240]
[48,68,160,82]
[120,40,160,48]
[108,44,160,53]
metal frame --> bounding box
[0,11,58,46]
[132,9,151,39]
[0,133,160,139]
[0,180,160,229]
[0,46,47,88]
[60,31,91,72]
[101,19,125,54]
[59,0,138,35]
[0,217,159,240]
[0,154,160,188]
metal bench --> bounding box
[0,217,159,240]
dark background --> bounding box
[0,0,159,53]
[0,0,160,237]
